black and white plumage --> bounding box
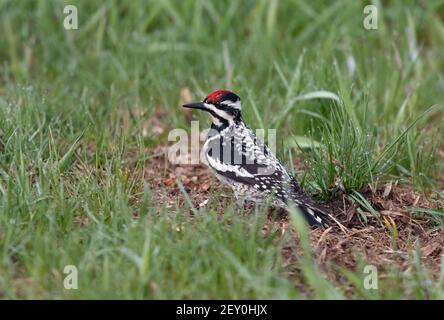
[183,90,329,227]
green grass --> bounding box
[0,0,443,299]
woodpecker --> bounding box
[183,89,329,227]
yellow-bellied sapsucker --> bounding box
[183,90,329,227]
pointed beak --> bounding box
[182,101,206,110]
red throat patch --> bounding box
[206,89,232,104]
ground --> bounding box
[145,144,444,298]
[0,1,443,299]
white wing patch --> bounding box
[206,154,254,178]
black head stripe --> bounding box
[222,92,240,103]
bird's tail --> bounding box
[287,176,330,228]
[295,202,330,228]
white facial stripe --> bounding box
[220,100,241,109]
[204,102,234,121]
[204,103,218,113]
[214,109,232,119]
[210,115,222,126]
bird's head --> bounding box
[182,90,242,128]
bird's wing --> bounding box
[205,126,286,185]
[205,126,330,227]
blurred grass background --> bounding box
[0,0,443,298]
